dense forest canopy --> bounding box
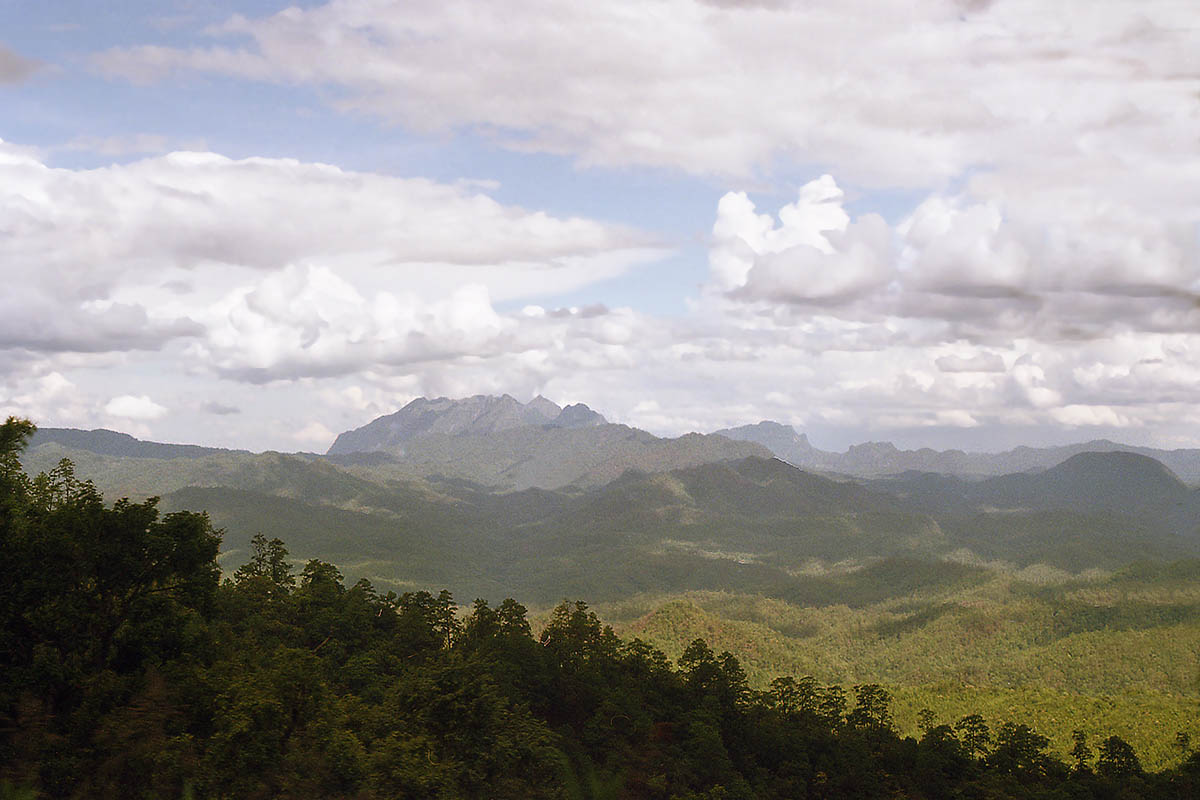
[3,417,1200,799]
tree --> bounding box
[1097,735,1142,779]
[4,459,221,688]
[0,423,221,797]
[0,416,36,489]
[955,714,990,759]
[818,684,847,729]
[1070,729,1092,773]
[848,684,893,731]
[234,533,295,598]
[988,722,1054,778]
[541,600,617,671]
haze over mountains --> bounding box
[32,393,1200,485]
[19,393,1200,605]
[326,394,606,454]
[323,394,770,490]
[32,394,767,492]
[716,420,1200,483]
[18,392,1200,764]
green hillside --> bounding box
[19,435,1200,770]
[593,563,1200,771]
[23,445,1200,603]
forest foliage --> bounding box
[3,417,1200,799]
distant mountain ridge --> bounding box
[29,427,250,460]
[716,421,1200,483]
[20,419,1200,603]
[325,395,768,490]
[29,395,1200,492]
[327,394,604,455]
[868,451,1200,523]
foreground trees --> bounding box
[2,417,1199,799]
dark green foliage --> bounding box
[23,436,1200,618]
[956,713,992,758]
[0,418,222,798]
[1071,729,1093,773]
[3,421,1198,798]
[988,722,1059,779]
[1097,735,1142,779]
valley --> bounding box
[19,395,1200,772]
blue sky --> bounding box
[2,0,1199,453]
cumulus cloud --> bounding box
[712,177,894,306]
[13,1,1199,450]
[104,394,168,420]
[292,421,336,447]
[0,371,84,426]
[198,267,516,382]
[709,173,1200,347]
[1050,404,1136,428]
[91,1,1200,361]
[0,141,659,358]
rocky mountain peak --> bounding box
[327,394,605,454]
[553,402,606,428]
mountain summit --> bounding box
[327,394,608,455]
[324,395,767,489]
[712,421,816,466]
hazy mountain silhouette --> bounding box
[717,420,1200,482]
[325,395,767,490]
[29,427,249,459]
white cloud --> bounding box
[1050,404,1136,428]
[0,141,660,359]
[710,176,894,307]
[104,394,168,420]
[899,197,1031,297]
[707,173,1200,348]
[0,371,82,424]
[935,410,979,428]
[198,267,516,382]
[8,1,1198,451]
[94,0,1200,189]
[292,421,336,448]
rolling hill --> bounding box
[17,411,1200,770]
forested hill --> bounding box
[3,418,1199,799]
[29,426,251,459]
[19,436,1200,605]
[863,450,1200,517]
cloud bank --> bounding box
[5,1,1199,450]
[709,175,1200,343]
[95,0,1200,188]
[0,141,659,361]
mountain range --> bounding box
[16,397,1200,770]
[18,393,1200,604]
[32,394,1200,485]
[716,420,1200,483]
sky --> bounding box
[1,0,1199,453]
